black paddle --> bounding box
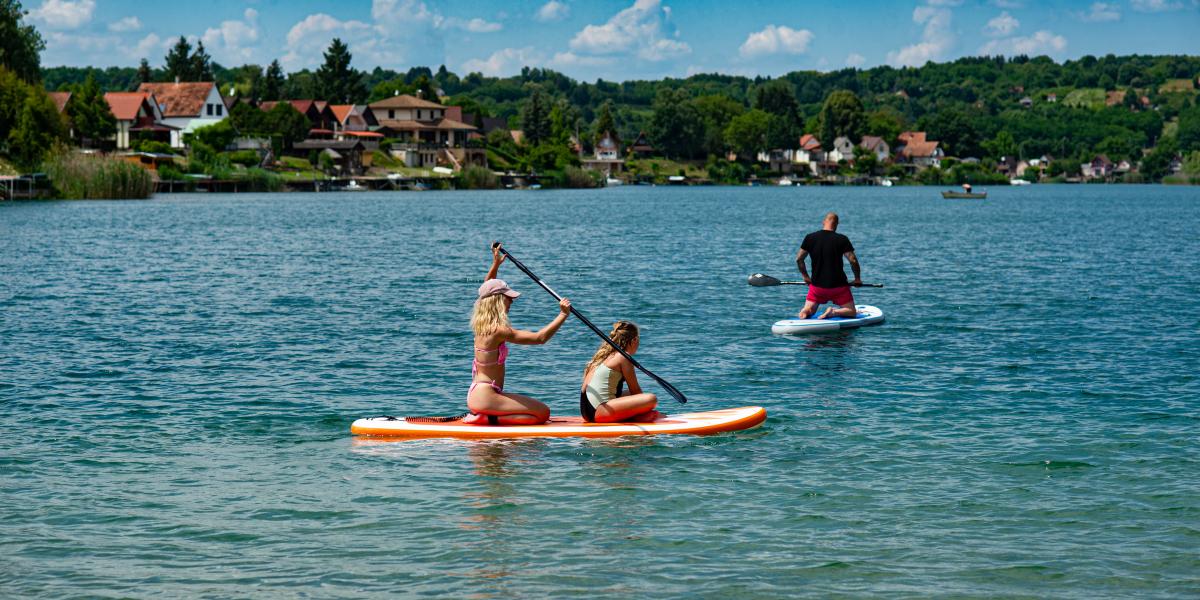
[494,243,687,404]
[748,273,884,288]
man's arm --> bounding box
[845,250,862,286]
[795,248,812,284]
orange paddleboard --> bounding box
[350,406,766,439]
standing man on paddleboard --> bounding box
[796,212,862,319]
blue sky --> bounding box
[29,0,1200,80]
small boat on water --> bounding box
[881,178,894,187]
[1009,179,1031,186]
[342,180,368,192]
[605,177,624,187]
[942,183,985,199]
[777,177,794,186]
[942,190,987,199]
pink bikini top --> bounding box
[472,342,508,375]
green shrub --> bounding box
[238,167,283,192]
[559,166,599,188]
[157,164,185,181]
[458,165,499,189]
[228,150,261,167]
[45,151,153,199]
[132,140,174,155]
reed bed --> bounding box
[45,152,154,200]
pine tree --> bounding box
[190,41,213,82]
[593,100,616,144]
[68,73,115,148]
[315,38,365,103]
[164,36,192,81]
[263,60,284,101]
[136,58,152,84]
[0,0,46,83]
[520,86,552,146]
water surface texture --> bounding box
[2,186,1197,598]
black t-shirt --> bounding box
[801,230,854,288]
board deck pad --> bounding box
[772,304,885,335]
[351,406,766,439]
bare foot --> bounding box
[817,307,836,319]
[461,412,490,425]
[631,410,663,423]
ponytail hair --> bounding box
[583,321,639,378]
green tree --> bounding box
[1177,105,1200,153]
[692,94,743,157]
[164,36,192,81]
[724,109,772,158]
[520,86,552,145]
[853,146,879,175]
[315,38,366,103]
[864,107,905,143]
[411,74,437,101]
[754,80,801,148]
[0,0,44,83]
[261,102,310,148]
[649,87,702,158]
[67,73,116,148]
[1140,137,1179,181]
[981,130,1019,160]
[263,59,284,101]
[190,41,213,81]
[8,88,66,170]
[593,100,616,144]
[816,90,865,148]
[187,119,236,150]
[229,101,265,134]
[136,58,152,84]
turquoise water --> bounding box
[1,185,1197,598]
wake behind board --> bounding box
[351,406,766,439]
[772,304,885,335]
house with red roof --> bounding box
[329,104,382,141]
[136,81,227,148]
[896,131,943,170]
[104,92,174,149]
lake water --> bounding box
[1,185,1197,598]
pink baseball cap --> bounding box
[478,279,520,299]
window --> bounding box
[418,110,423,120]
[389,110,394,119]
[216,105,223,117]
[206,104,213,116]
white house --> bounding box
[860,136,890,162]
[104,91,171,150]
[136,81,227,148]
[827,136,856,163]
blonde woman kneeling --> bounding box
[580,321,660,423]
[464,244,570,426]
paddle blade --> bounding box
[748,273,781,287]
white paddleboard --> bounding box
[772,304,885,335]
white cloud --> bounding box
[29,0,95,30]
[568,0,691,61]
[979,30,1067,55]
[985,12,1019,36]
[1131,0,1184,11]
[990,0,1023,7]
[443,17,503,33]
[281,13,373,70]
[548,51,615,69]
[845,53,866,67]
[461,46,541,76]
[133,33,163,60]
[1078,2,1121,21]
[738,25,814,58]
[202,8,261,63]
[108,16,141,32]
[535,1,570,22]
[887,4,954,67]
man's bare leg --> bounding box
[798,300,820,319]
[819,301,857,319]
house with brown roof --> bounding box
[628,131,654,157]
[896,131,943,170]
[368,94,481,169]
[136,81,227,148]
[104,91,174,149]
[48,91,72,115]
[828,136,856,163]
[260,100,338,136]
[860,136,890,161]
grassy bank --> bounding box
[45,152,153,199]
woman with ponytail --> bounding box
[580,321,660,423]
[463,243,571,426]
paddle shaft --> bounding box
[495,245,687,404]
[773,280,884,287]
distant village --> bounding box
[24,76,1185,194]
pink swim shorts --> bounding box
[806,284,854,306]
